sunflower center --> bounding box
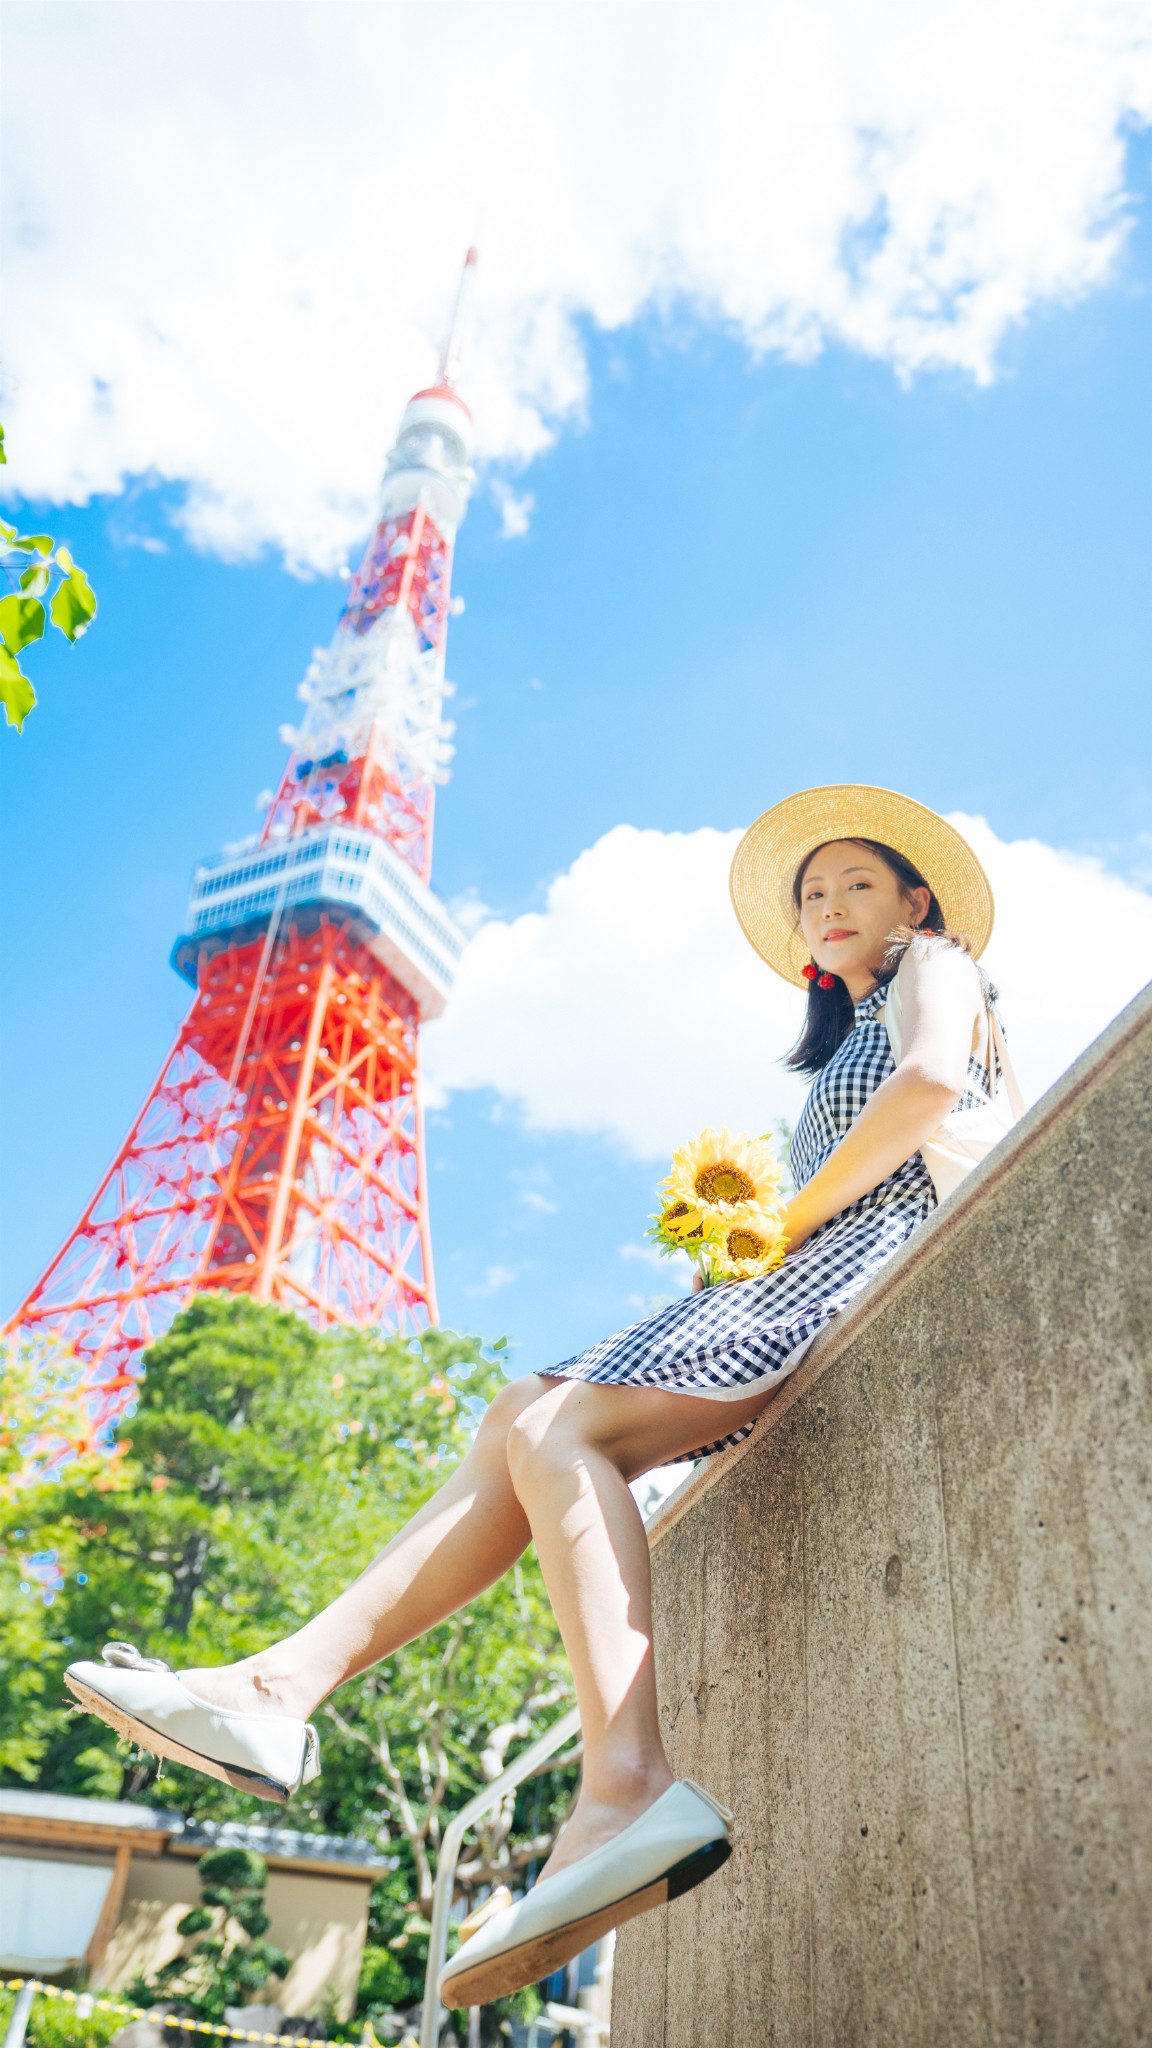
[694,1163,756,1205]
[726,1229,767,1260]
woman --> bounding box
[67,785,1019,2008]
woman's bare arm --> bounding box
[780,943,983,1251]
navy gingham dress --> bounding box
[550,974,999,1460]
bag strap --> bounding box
[987,1002,1027,1121]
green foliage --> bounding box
[199,1846,269,1890]
[134,1840,288,2020]
[355,1942,411,2014]
[40,1294,517,1682]
[232,1899,270,1939]
[1,1298,575,2030]
[49,550,98,642]
[0,1991,122,2048]
[175,1907,214,1937]
[0,593,46,652]
[0,1338,116,1779]
[0,645,35,730]
[13,1293,576,2008]
[0,431,98,730]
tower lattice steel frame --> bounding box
[8,254,479,1432]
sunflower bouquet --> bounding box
[648,1126,789,1286]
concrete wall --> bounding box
[613,982,1152,2048]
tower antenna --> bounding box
[437,246,478,388]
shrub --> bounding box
[130,1843,287,2020]
[0,1991,122,2048]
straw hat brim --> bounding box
[729,783,995,985]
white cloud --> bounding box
[492,482,536,540]
[3,2,1150,568]
[422,816,1152,1161]
[447,891,495,937]
[466,1264,518,1297]
[520,1190,558,1215]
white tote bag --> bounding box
[882,949,1026,1203]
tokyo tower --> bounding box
[8,254,479,1430]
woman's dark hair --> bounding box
[784,837,950,1077]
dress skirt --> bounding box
[546,980,996,1460]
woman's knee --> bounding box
[474,1373,553,1454]
[504,1379,607,1487]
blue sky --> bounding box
[3,15,1152,1376]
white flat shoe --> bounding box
[64,1643,321,1805]
[438,1779,732,2008]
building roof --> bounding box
[0,1790,394,1880]
[0,1789,183,1834]
[176,1817,394,1876]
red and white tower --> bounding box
[8,255,479,1430]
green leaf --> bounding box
[20,563,51,598]
[199,1845,267,1889]
[0,593,47,655]
[232,1900,270,1939]
[49,561,97,642]
[0,517,16,542]
[9,535,54,556]
[0,422,5,463]
[0,646,36,731]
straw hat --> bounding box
[729,783,995,986]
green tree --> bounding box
[130,1843,290,2019]
[0,1338,119,1778]
[21,1296,577,1998]
[1,422,98,731]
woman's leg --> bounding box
[178,1376,545,1718]
[503,1372,778,1881]
[179,1361,779,1871]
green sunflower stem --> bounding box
[695,1248,724,1288]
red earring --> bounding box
[801,962,818,982]
[817,973,836,990]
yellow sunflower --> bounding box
[711,1211,788,1282]
[653,1197,709,1249]
[664,1126,784,1221]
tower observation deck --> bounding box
[8,255,479,1430]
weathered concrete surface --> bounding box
[614,982,1152,2048]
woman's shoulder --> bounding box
[886,931,990,1012]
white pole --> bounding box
[3,1982,36,2048]
[419,1703,581,2048]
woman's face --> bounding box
[797,840,930,997]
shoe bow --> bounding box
[102,1641,173,1673]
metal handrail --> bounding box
[416,1477,700,2046]
[419,1703,581,2048]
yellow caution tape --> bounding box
[0,1980,351,2048]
